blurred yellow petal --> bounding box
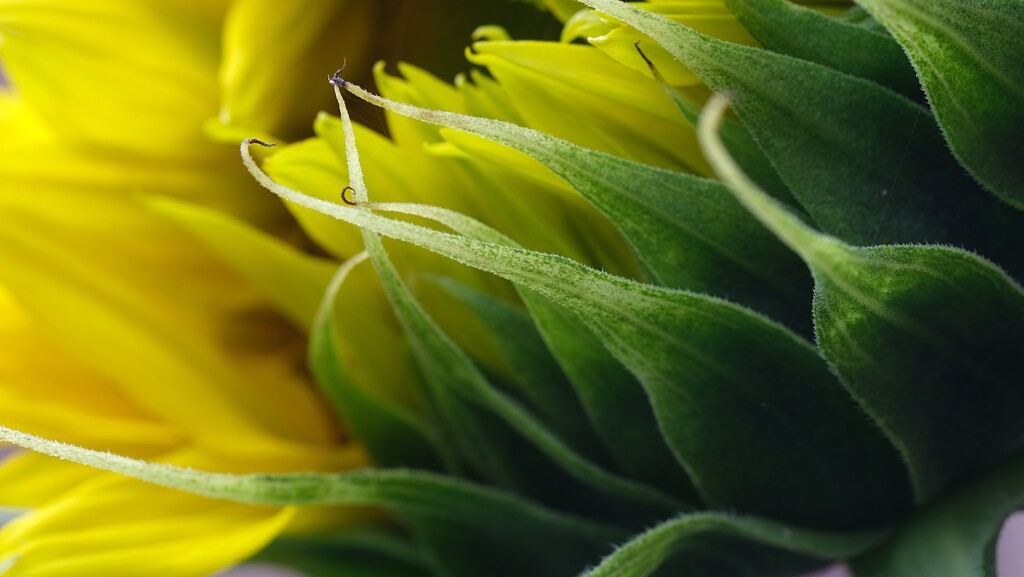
[468,40,712,173]
[0,196,337,457]
[0,473,294,577]
[212,0,379,142]
[0,141,289,230]
[145,195,336,332]
[542,0,586,21]
[0,453,96,509]
[0,0,221,154]
[0,285,180,453]
[0,90,49,147]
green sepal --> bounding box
[308,253,449,471]
[519,288,699,499]
[428,276,612,462]
[852,450,1024,577]
[812,243,1024,502]
[581,512,886,577]
[319,82,912,528]
[699,94,1024,504]
[855,0,1024,209]
[723,0,921,99]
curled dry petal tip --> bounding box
[329,58,348,87]
[340,186,357,206]
[634,41,655,73]
[245,138,276,148]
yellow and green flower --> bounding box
[1,1,1023,577]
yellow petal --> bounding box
[374,61,469,148]
[0,90,50,147]
[566,1,757,86]
[454,69,525,124]
[0,195,338,456]
[353,64,639,277]
[144,195,336,332]
[0,140,289,232]
[543,0,586,21]
[211,0,379,142]
[0,0,221,154]
[468,40,712,174]
[0,473,293,577]
[0,285,181,453]
[0,453,96,509]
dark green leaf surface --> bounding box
[576,0,1024,279]
[700,94,1024,504]
[855,0,1024,209]
[581,512,885,577]
[724,0,921,98]
[812,243,1024,502]
[430,276,611,461]
[520,288,698,498]
[852,450,1024,577]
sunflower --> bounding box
[2,1,1023,577]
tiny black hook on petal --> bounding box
[329,57,349,87]
[246,138,276,148]
[341,186,357,206]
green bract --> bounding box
[4,1,1023,576]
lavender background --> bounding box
[222,512,1024,577]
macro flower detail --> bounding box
[2,1,1023,577]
